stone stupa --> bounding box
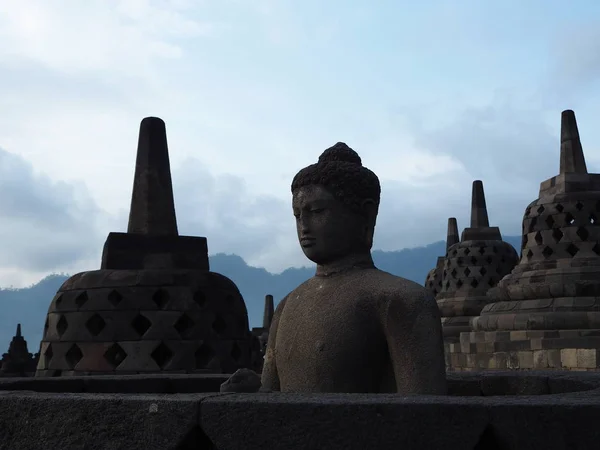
[36,117,255,376]
[458,110,600,371]
[424,218,459,299]
[0,324,38,377]
[437,181,519,345]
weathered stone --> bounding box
[261,143,446,394]
[220,368,262,393]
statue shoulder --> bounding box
[372,270,438,316]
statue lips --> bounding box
[300,237,316,248]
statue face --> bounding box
[292,185,369,264]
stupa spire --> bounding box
[263,295,274,329]
[127,117,179,236]
[446,218,459,250]
[559,109,587,174]
[16,324,21,338]
[470,180,489,228]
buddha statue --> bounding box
[261,143,447,394]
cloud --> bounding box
[0,147,105,284]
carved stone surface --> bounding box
[36,117,254,376]
[436,181,518,342]
[0,324,38,377]
[261,143,446,394]
[250,294,275,372]
[451,110,600,370]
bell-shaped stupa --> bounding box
[0,324,38,377]
[424,218,459,299]
[36,118,254,376]
[462,110,600,371]
[437,181,519,342]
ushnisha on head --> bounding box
[291,143,381,265]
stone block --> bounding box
[576,349,597,369]
[533,350,549,369]
[560,348,578,368]
[518,351,534,369]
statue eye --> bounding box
[311,208,325,214]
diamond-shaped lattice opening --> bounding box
[593,243,600,256]
[151,342,173,369]
[556,203,564,213]
[108,289,123,307]
[534,231,543,245]
[480,267,487,276]
[485,256,493,264]
[492,246,498,253]
[464,267,471,277]
[576,227,589,241]
[193,290,206,308]
[478,246,485,255]
[456,257,463,265]
[542,246,554,259]
[174,313,194,337]
[537,205,545,214]
[576,201,584,211]
[590,214,597,225]
[85,314,106,337]
[212,315,227,334]
[152,289,169,309]
[456,279,463,288]
[445,281,450,289]
[528,217,538,232]
[470,279,479,288]
[54,294,63,308]
[104,343,127,368]
[131,314,151,336]
[525,207,531,217]
[56,315,68,337]
[470,256,478,265]
[65,344,83,370]
[545,215,555,228]
[522,234,528,248]
[552,228,564,243]
[195,343,215,368]
[44,317,49,335]
[464,248,470,255]
[488,277,496,287]
[75,291,88,309]
[566,243,579,257]
[526,249,534,260]
[452,249,458,256]
[450,268,457,278]
[44,343,53,365]
[231,342,242,362]
[565,212,575,225]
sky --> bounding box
[0,0,599,287]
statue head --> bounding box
[291,143,381,264]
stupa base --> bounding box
[446,329,600,371]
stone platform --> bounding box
[447,329,600,371]
[1,372,600,449]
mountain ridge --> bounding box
[0,235,523,352]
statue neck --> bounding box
[315,252,375,277]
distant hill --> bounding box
[0,236,522,353]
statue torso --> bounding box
[273,268,417,393]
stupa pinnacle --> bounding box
[424,218,459,298]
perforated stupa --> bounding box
[36,118,255,376]
[436,181,519,342]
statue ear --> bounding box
[361,199,378,226]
